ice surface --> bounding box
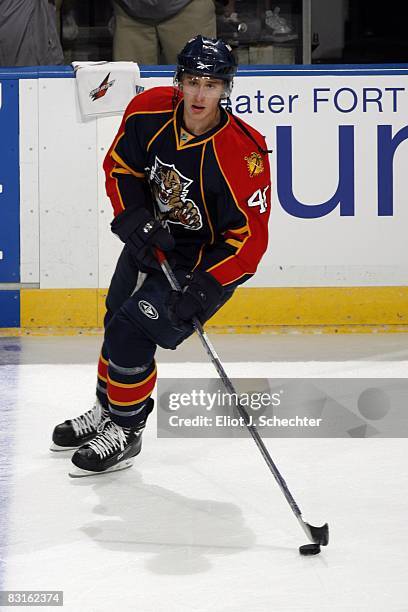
[1,339,408,611]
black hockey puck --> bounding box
[299,543,321,556]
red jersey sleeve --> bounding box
[205,121,271,287]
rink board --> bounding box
[0,78,20,327]
[18,286,408,331]
[1,64,408,329]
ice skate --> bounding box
[68,399,153,477]
[50,399,108,452]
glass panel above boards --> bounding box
[57,0,305,66]
[216,0,304,65]
[312,0,408,64]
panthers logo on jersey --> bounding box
[148,157,202,230]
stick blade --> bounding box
[306,522,329,546]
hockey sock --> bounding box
[96,345,109,409]
[107,359,157,428]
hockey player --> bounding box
[51,35,271,476]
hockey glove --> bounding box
[111,207,174,272]
[169,270,224,325]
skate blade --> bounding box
[68,459,134,478]
[50,442,78,452]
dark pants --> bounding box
[98,246,234,426]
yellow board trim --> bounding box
[15,286,408,333]
[207,286,408,326]
[20,289,99,328]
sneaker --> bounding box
[50,399,107,452]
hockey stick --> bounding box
[155,248,329,547]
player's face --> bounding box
[181,74,225,122]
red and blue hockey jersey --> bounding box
[104,86,271,288]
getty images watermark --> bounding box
[166,388,322,429]
[157,378,408,438]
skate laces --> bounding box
[88,420,129,459]
[71,402,102,437]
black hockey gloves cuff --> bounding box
[169,270,224,325]
[111,207,175,272]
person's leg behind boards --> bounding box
[113,2,159,63]
[158,0,216,64]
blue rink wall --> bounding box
[1,64,408,331]
[0,77,20,326]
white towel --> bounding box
[72,61,142,119]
